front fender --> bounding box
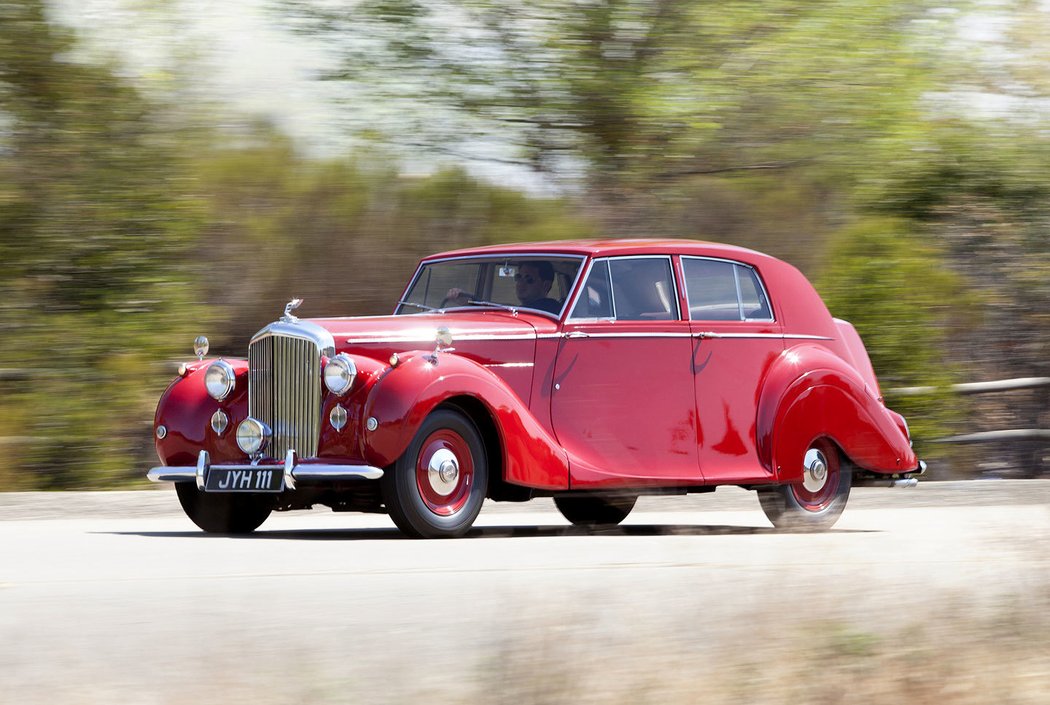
[361,353,569,490]
[154,360,249,467]
[757,345,916,481]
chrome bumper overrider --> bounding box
[147,450,383,491]
[853,460,927,488]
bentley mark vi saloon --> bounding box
[148,239,925,537]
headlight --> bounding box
[324,354,357,395]
[236,417,271,456]
[205,360,236,401]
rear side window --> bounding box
[682,258,773,321]
[570,257,679,321]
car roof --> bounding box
[423,238,776,265]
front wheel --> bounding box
[175,482,274,534]
[382,408,489,538]
[758,438,851,532]
[554,494,637,527]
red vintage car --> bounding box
[148,239,924,537]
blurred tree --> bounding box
[275,0,947,195]
[0,0,209,488]
[815,217,974,465]
[851,124,1050,474]
[189,131,595,348]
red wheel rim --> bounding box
[791,439,839,512]
[414,429,475,516]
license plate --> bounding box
[205,467,284,493]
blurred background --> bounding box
[0,0,1047,489]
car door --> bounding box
[550,256,700,488]
[681,256,783,483]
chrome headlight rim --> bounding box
[324,353,357,396]
[235,417,272,456]
[205,360,236,401]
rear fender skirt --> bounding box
[361,354,569,490]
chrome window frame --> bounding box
[395,252,588,320]
[567,254,682,323]
[680,256,776,323]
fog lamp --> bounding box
[236,417,271,456]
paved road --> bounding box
[1,482,1047,704]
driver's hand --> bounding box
[446,288,470,303]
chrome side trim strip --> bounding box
[347,332,537,344]
[694,332,833,341]
[563,331,695,339]
[484,362,535,368]
[556,332,831,340]
[343,331,834,344]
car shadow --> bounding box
[102,523,878,541]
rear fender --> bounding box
[361,353,569,490]
[757,345,915,481]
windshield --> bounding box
[396,255,586,318]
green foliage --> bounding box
[816,218,974,454]
[2,0,1047,486]
[278,0,949,190]
[189,137,595,347]
[0,1,210,488]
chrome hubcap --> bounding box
[427,448,460,496]
[802,448,829,493]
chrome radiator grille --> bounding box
[248,334,322,459]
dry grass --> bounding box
[462,588,1050,705]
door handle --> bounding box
[693,331,723,339]
[564,331,590,339]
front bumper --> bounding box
[147,450,384,491]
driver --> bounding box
[513,261,560,313]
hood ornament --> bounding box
[282,298,304,322]
[426,327,456,365]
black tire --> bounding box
[758,438,851,532]
[554,494,637,527]
[382,408,489,538]
[175,482,274,534]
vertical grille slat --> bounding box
[248,333,322,459]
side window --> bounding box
[682,258,773,321]
[737,266,773,320]
[569,260,613,319]
[608,257,679,321]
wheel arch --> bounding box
[362,354,569,490]
[436,395,533,502]
[758,345,915,482]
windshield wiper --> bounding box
[397,300,440,313]
[465,300,519,314]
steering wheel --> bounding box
[440,291,475,308]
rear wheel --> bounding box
[759,438,851,531]
[382,408,488,538]
[175,482,273,534]
[554,494,637,527]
